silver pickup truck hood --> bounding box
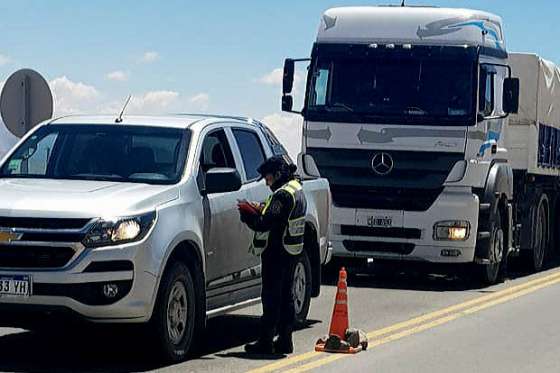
[0,178,179,218]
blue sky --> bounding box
[0,0,558,155]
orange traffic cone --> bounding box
[315,267,362,354]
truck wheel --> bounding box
[522,195,548,272]
[477,212,505,285]
[293,251,312,326]
[150,262,196,363]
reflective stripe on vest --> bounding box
[250,179,307,256]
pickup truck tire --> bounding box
[293,250,312,326]
[150,262,196,363]
[476,211,505,285]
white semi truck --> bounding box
[283,6,560,284]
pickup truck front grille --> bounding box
[0,217,91,230]
[0,245,76,268]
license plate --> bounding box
[0,275,32,297]
[367,216,393,227]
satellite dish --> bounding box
[0,69,53,138]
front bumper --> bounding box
[330,188,480,264]
[0,238,159,323]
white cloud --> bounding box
[106,70,129,81]
[126,90,180,114]
[258,68,284,85]
[140,51,159,63]
[49,76,100,115]
[261,113,303,159]
[257,67,303,87]
[189,93,210,111]
[0,54,10,66]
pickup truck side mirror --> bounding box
[204,168,242,194]
[503,77,520,114]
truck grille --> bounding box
[343,240,415,255]
[307,147,462,212]
[341,225,422,239]
[332,186,443,211]
[0,245,76,268]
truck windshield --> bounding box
[0,125,190,185]
[306,44,477,125]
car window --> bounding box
[199,129,236,172]
[232,129,266,181]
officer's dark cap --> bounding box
[257,156,297,176]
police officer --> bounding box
[239,156,307,355]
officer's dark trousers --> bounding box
[260,247,297,343]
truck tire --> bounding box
[476,211,506,285]
[293,250,312,326]
[522,195,548,272]
[150,262,196,363]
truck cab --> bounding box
[283,6,523,284]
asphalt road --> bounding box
[0,261,559,373]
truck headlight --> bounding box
[434,221,470,241]
[83,211,156,248]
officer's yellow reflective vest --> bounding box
[251,179,307,256]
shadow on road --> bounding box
[322,257,560,293]
[0,314,320,372]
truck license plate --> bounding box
[367,216,393,227]
[0,275,31,297]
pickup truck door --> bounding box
[230,128,270,271]
[198,128,252,283]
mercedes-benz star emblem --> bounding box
[371,153,394,176]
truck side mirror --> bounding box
[282,95,294,112]
[503,78,520,114]
[204,167,242,194]
[283,59,295,94]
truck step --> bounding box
[477,231,491,240]
[479,203,491,211]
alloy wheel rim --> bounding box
[167,281,188,345]
[293,262,307,314]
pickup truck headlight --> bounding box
[83,211,156,248]
[434,221,470,241]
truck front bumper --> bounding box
[330,188,480,264]
[0,238,159,323]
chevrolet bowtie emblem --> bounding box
[0,230,23,243]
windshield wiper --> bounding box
[404,107,428,115]
[325,102,354,112]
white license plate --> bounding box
[0,275,32,297]
[367,216,393,227]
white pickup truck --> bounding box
[0,114,331,361]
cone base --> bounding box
[314,343,363,354]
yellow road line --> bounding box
[283,274,560,373]
[247,270,560,373]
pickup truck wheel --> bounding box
[476,212,505,285]
[151,262,196,363]
[293,251,312,326]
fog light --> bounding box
[103,283,119,298]
[434,221,470,241]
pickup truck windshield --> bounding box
[306,44,477,125]
[0,125,190,185]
